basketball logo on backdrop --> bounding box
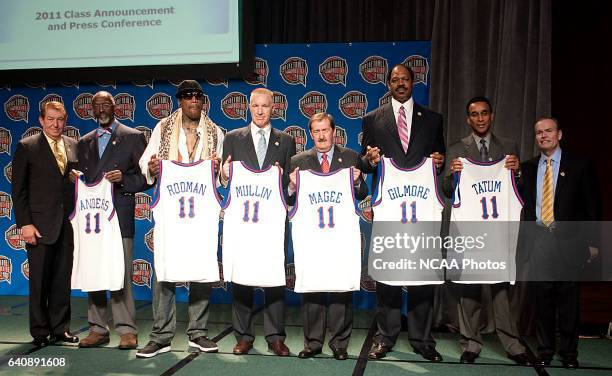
[63,126,80,141]
[218,126,228,135]
[144,228,154,252]
[25,83,45,90]
[135,126,153,143]
[5,224,25,251]
[359,56,388,85]
[221,92,248,120]
[4,95,29,122]
[135,193,152,221]
[357,131,363,146]
[206,77,229,87]
[379,92,392,107]
[358,195,373,222]
[167,80,182,87]
[299,91,327,119]
[0,128,11,155]
[319,56,348,86]
[403,55,429,85]
[0,192,13,219]
[200,94,210,116]
[271,91,288,121]
[280,57,308,86]
[4,162,12,183]
[334,126,347,147]
[21,260,29,280]
[38,94,64,112]
[284,126,307,153]
[339,91,368,119]
[114,93,135,121]
[61,82,79,89]
[146,93,173,120]
[21,127,42,139]
[132,79,154,89]
[96,81,116,89]
[176,282,189,290]
[285,263,295,291]
[132,259,152,288]
[73,93,94,120]
[0,256,11,284]
[244,57,269,86]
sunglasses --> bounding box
[180,91,203,99]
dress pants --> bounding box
[535,281,579,358]
[301,292,352,351]
[232,283,286,343]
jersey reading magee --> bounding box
[150,160,221,283]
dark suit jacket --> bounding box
[222,125,296,195]
[360,101,445,190]
[77,122,149,237]
[12,133,78,245]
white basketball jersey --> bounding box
[151,160,221,282]
[371,157,444,286]
[450,157,523,283]
[222,162,287,287]
[70,178,124,292]
[289,168,361,293]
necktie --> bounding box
[97,128,112,137]
[397,106,409,153]
[479,139,489,162]
[320,153,330,173]
[52,139,66,174]
[541,157,554,227]
[256,129,267,168]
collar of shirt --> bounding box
[539,146,562,167]
[97,120,117,136]
[391,97,414,121]
[43,132,64,150]
[316,145,335,165]
[472,132,492,150]
[250,122,271,144]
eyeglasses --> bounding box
[180,91,203,100]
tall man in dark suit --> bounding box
[70,91,149,350]
[12,101,79,347]
[444,97,529,365]
[288,113,367,361]
[220,87,296,356]
[361,64,446,361]
[519,118,600,369]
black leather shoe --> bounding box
[368,342,391,359]
[332,348,348,360]
[536,356,552,366]
[507,352,532,365]
[32,337,49,347]
[561,357,579,369]
[51,332,79,344]
[460,351,478,363]
[297,347,321,359]
[415,346,443,362]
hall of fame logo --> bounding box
[221,92,248,120]
[218,126,228,136]
[132,79,154,89]
[63,126,80,141]
[96,81,116,89]
[0,192,12,219]
[4,162,12,183]
[132,259,152,288]
[135,193,152,221]
[0,128,11,155]
[358,195,373,223]
[285,263,295,291]
[167,80,182,87]
[244,57,269,86]
[271,91,288,121]
[25,82,45,90]
[176,282,189,290]
[21,127,42,140]
[402,55,429,85]
[5,224,25,251]
[298,91,327,119]
[0,256,11,284]
[135,126,153,143]
[114,93,136,121]
[334,126,347,147]
[146,93,173,120]
[200,94,211,116]
[379,92,392,107]
[339,91,368,119]
[144,228,154,252]
[61,82,79,89]
[280,57,308,86]
[73,93,94,120]
[4,95,29,122]
[206,77,229,87]
[359,55,388,85]
[212,261,228,290]
[284,126,307,153]
[21,260,29,280]
[319,56,348,86]
[38,93,64,112]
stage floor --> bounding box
[0,296,611,375]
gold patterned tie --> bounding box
[541,157,554,227]
[52,140,66,174]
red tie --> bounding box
[321,153,330,173]
[397,106,409,153]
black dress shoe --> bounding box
[368,342,392,359]
[297,347,321,359]
[415,346,443,362]
[536,356,552,366]
[507,352,532,365]
[51,332,79,344]
[32,337,49,347]
[561,357,579,369]
[460,351,478,363]
[332,348,348,360]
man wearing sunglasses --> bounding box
[137,80,224,358]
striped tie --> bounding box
[541,157,554,227]
[397,106,409,153]
[320,153,330,173]
[256,129,267,168]
[52,139,66,174]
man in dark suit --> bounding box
[220,87,296,356]
[287,113,367,361]
[71,91,148,350]
[444,97,529,365]
[519,118,600,369]
[12,101,78,347]
[361,64,446,361]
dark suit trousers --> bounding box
[26,221,73,338]
[232,283,285,343]
[301,292,353,351]
[374,283,436,350]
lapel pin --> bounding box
[417,112,422,116]
[560,171,565,177]
[274,141,279,146]
[338,158,343,163]
[112,141,117,145]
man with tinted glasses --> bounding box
[137,80,224,358]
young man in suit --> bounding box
[220,87,296,356]
[288,113,367,360]
[71,91,149,350]
[360,64,446,362]
[444,97,529,365]
[12,101,79,347]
